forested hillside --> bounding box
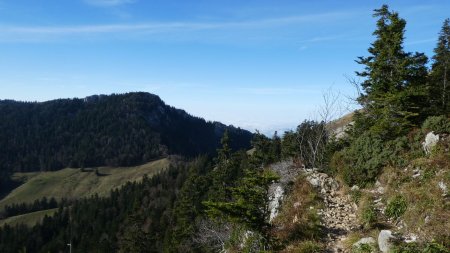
[0,92,252,173]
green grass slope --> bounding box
[0,208,58,227]
[0,158,170,210]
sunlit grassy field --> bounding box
[0,158,170,211]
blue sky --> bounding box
[0,0,449,134]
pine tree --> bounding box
[430,18,450,115]
[204,168,279,243]
[209,130,235,202]
[270,131,282,163]
[251,131,273,167]
[355,5,428,138]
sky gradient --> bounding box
[0,0,449,134]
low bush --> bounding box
[332,130,422,187]
[333,132,386,186]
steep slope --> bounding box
[0,92,252,174]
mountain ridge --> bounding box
[0,92,252,174]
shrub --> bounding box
[422,116,450,134]
[336,132,386,186]
[385,195,407,219]
[360,202,377,228]
[423,241,450,253]
[333,130,419,187]
[392,242,421,253]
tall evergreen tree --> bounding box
[204,168,279,245]
[270,131,282,163]
[209,130,238,202]
[355,5,428,137]
[430,18,450,115]
[251,131,274,167]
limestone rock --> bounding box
[422,132,439,154]
[269,185,284,222]
[404,233,418,243]
[351,185,360,191]
[378,230,394,253]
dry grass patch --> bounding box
[272,176,323,251]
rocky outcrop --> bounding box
[269,185,284,221]
[268,160,299,222]
[422,132,439,154]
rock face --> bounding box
[268,160,299,222]
[378,230,394,253]
[269,185,284,221]
[422,132,439,154]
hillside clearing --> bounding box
[0,158,170,210]
[0,208,58,227]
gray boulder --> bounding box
[378,230,394,253]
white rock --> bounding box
[292,215,298,223]
[353,237,376,248]
[351,185,360,191]
[422,132,439,154]
[438,181,448,196]
[269,185,284,222]
[308,177,321,187]
[378,230,394,253]
[404,233,418,243]
[376,186,385,194]
[425,215,431,224]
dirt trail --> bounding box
[303,168,359,252]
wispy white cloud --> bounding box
[236,87,319,95]
[84,0,136,7]
[297,35,344,44]
[0,10,357,42]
